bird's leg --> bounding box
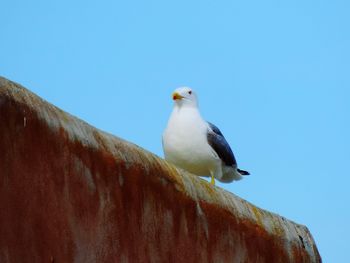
[210,175,215,185]
[210,172,215,185]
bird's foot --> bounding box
[210,175,215,185]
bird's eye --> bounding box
[188,91,192,95]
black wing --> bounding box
[206,122,237,167]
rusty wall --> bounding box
[0,77,321,263]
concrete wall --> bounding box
[0,77,321,263]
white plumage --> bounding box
[162,87,249,185]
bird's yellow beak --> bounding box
[172,92,184,100]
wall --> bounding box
[0,77,321,263]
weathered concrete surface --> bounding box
[0,76,321,263]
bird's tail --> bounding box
[237,168,250,176]
[219,167,250,183]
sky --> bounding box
[1,0,349,261]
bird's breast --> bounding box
[162,117,218,175]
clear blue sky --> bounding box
[1,1,349,261]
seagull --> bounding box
[162,87,249,185]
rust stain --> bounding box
[0,77,321,263]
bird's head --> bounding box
[172,87,198,108]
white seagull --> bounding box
[162,87,249,185]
